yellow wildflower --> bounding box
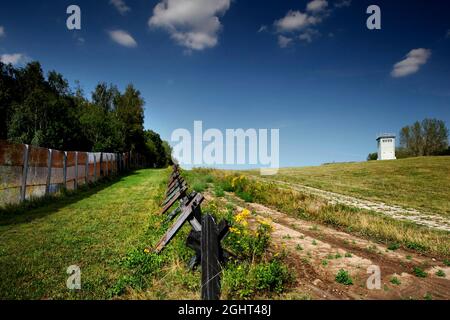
[235,208,251,223]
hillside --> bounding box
[246,156,450,218]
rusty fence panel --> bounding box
[0,140,149,208]
[0,141,25,205]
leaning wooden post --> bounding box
[20,144,30,202]
[63,151,67,189]
[85,153,89,185]
[45,148,53,196]
[74,151,78,190]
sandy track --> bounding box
[251,177,450,232]
[205,193,450,300]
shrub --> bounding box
[335,269,353,285]
[367,152,378,161]
[435,269,445,277]
[225,209,272,259]
[222,259,290,299]
[388,243,400,251]
[390,277,401,285]
[413,267,427,278]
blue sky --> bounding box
[1,0,449,167]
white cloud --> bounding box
[109,0,131,15]
[108,30,137,47]
[334,0,351,8]
[149,0,231,51]
[258,25,268,33]
[272,0,332,47]
[274,10,318,33]
[306,0,328,13]
[299,29,320,43]
[0,53,26,65]
[0,26,5,37]
[278,35,293,48]
[391,48,431,78]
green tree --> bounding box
[367,152,377,161]
[2,60,169,167]
[400,119,449,156]
[114,84,146,153]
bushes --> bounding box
[367,152,378,161]
[225,209,272,259]
[220,206,291,299]
[222,259,290,299]
[335,269,353,285]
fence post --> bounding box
[107,154,109,176]
[93,154,97,182]
[201,214,221,300]
[74,151,78,190]
[20,144,30,202]
[45,148,53,196]
[63,151,67,189]
[99,152,103,177]
[85,153,89,185]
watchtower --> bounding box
[376,134,396,160]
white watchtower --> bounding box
[376,134,396,160]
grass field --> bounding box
[245,156,450,217]
[0,169,197,299]
[1,157,448,300]
[0,169,292,300]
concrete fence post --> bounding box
[105,154,109,177]
[45,148,53,196]
[63,151,67,189]
[99,152,103,177]
[85,152,89,185]
[117,153,120,173]
[74,151,78,190]
[93,154,97,182]
[20,144,30,202]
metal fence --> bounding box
[0,139,148,207]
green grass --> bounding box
[246,156,450,217]
[0,168,197,299]
[203,170,449,258]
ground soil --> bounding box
[205,192,450,300]
[251,177,450,232]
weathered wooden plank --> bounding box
[201,214,221,300]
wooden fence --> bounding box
[150,165,230,300]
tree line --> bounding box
[367,118,449,160]
[0,61,172,167]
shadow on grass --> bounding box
[0,171,140,227]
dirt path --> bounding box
[251,177,450,232]
[205,193,450,300]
